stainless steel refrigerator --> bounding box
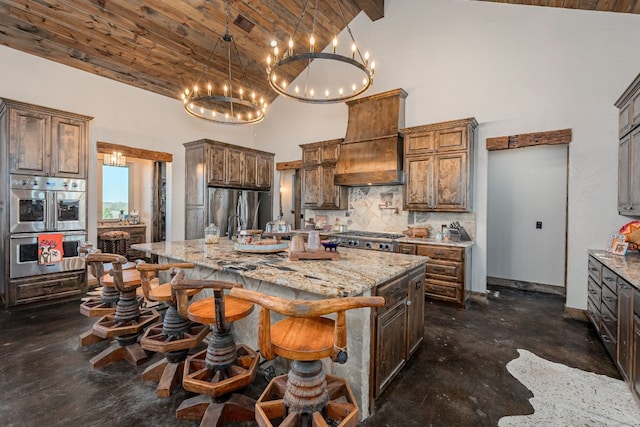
[208,188,272,238]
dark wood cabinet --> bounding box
[2,98,91,178]
[8,270,86,307]
[398,242,470,306]
[402,118,476,212]
[374,265,425,397]
[300,138,348,210]
[184,139,274,240]
[616,73,640,215]
[586,253,640,401]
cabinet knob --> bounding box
[406,300,412,306]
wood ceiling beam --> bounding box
[97,141,173,162]
[486,128,572,151]
[354,0,385,21]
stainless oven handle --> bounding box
[46,190,56,231]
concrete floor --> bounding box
[0,286,620,427]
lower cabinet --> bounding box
[397,242,471,306]
[8,270,86,307]
[586,254,639,400]
[374,265,425,397]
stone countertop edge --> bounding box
[131,239,427,298]
[589,249,640,290]
[395,237,475,247]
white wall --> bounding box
[2,0,640,310]
[487,145,568,286]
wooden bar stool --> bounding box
[137,262,209,398]
[172,272,259,426]
[229,288,385,427]
[87,252,160,369]
[79,244,136,319]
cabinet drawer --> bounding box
[416,245,463,262]
[397,243,416,255]
[426,261,462,282]
[13,273,83,305]
[601,266,617,293]
[601,283,618,314]
[424,279,459,302]
[377,277,407,313]
[601,303,617,338]
[587,276,601,303]
[588,256,602,282]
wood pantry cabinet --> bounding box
[374,265,425,397]
[401,118,477,212]
[300,138,348,210]
[586,254,640,400]
[397,242,471,307]
[1,98,92,179]
[183,139,274,240]
[616,73,640,215]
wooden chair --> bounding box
[78,244,136,319]
[229,288,385,427]
[137,262,209,398]
[86,252,160,369]
[172,271,259,427]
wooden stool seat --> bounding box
[101,268,142,287]
[271,317,335,361]
[186,296,254,324]
[145,282,199,302]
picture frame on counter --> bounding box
[607,234,629,256]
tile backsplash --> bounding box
[305,185,476,240]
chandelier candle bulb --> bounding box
[333,37,338,53]
[310,35,315,52]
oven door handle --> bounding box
[46,190,56,231]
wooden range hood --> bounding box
[334,88,407,186]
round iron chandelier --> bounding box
[266,0,375,104]
[182,0,267,124]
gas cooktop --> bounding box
[327,230,404,252]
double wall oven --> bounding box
[9,174,87,278]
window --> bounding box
[100,164,129,220]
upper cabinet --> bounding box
[402,118,477,212]
[1,98,92,178]
[300,138,348,210]
[616,73,640,215]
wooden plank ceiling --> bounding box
[0,0,638,107]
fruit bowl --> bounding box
[321,239,340,251]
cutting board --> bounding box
[289,250,341,261]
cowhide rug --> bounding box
[498,349,640,427]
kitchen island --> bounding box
[131,238,427,419]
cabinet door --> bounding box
[435,125,468,152]
[50,116,86,178]
[618,281,633,382]
[376,302,407,395]
[628,127,640,213]
[256,154,273,189]
[302,146,321,166]
[404,156,433,209]
[633,313,640,399]
[207,144,226,186]
[404,132,433,156]
[321,166,341,209]
[406,272,425,357]
[301,167,320,208]
[435,152,467,211]
[243,151,258,188]
[619,136,631,212]
[619,101,633,138]
[9,108,50,175]
[632,91,640,130]
[226,148,243,186]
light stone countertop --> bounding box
[588,249,640,290]
[131,239,427,297]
